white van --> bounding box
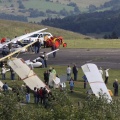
[21,32,53,45]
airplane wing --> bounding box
[46,49,59,56]
[0,28,47,48]
[81,63,112,103]
[32,49,59,62]
[0,41,36,62]
[7,58,50,92]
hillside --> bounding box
[0,0,112,23]
[0,19,87,40]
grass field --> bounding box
[23,0,74,12]
[65,39,120,48]
[0,19,120,105]
[2,64,120,105]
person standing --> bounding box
[44,70,49,85]
[66,65,71,80]
[37,88,40,104]
[39,87,43,104]
[2,47,8,57]
[104,68,110,84]
[51,44,56,58]
[34,39,40,54]
[72,64,78,81]
[33,87,37,104]
[42,87,48,108]
[1,65,6,80]
[26,92,30,103]
[113,79,119,96]
[43,52,48,68]
[82,75,88,89]
[69,77,74,93]
[52,67,56,75]
[44,35,48,48]
[10,67,15,80]
[2,82,8,91]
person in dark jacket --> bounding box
[82,75,88,89]
[44,70,49,85]
[34,39,40,54]
[42,87,48,108]
[10,67,15,80]
[72,64,78,81]
[33,87,37,103]
[113,79,119,96]
[51,44,56,58]
[2,82,8,91]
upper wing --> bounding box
[46,49,59,56]
[32,49,59,62]
[0,28,47,48]
[7,58,50,92]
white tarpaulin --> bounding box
[54,77,60,84]
[7,58,50,92]
[81,63,112,103]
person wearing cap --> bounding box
[113,79,119,96]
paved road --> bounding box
[16,48,120,69]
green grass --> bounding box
[65,39,120,48]
[2,65,120,105]
[1,19,120,49]
[23,0,74,12]
[0,19,120,105]
[0,19,85,39]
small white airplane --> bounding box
[0,28,48,49]
[25,59,42,68]
[25,49,59,68]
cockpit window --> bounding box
[44,34,51,36]
[30,34,39,37]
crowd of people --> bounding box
[0,63,119,110]
[66,65,119,96]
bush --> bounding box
[0,89,120,120]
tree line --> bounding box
[0,13,28,22]
[41,9,120,37]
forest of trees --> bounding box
[0,13,28,22]
[41,9,120,37]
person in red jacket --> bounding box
[39,87,43,104]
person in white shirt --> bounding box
[104,68,110,84]
[1,65,6,80]
[67,65,71,80]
